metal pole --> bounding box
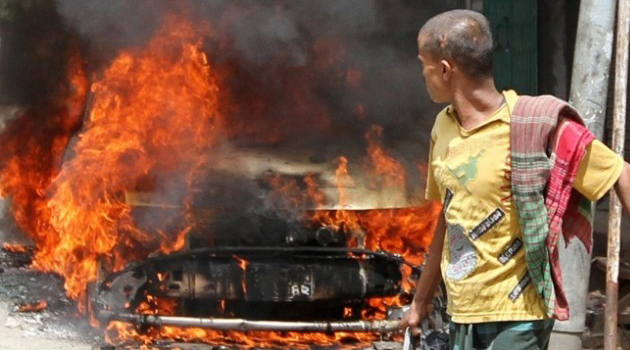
[108,313,401,333]
[552,2,616,349]
[605,1,630,349]
[569,0,616,139]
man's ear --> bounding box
[440,60,452,81]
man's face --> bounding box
[417,41,451,103]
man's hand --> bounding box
[399,299,433,334]
[398,211,445,334]
[615,162,630,218]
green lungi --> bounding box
[449,320,554,350]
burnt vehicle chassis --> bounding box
[90,246,421,333]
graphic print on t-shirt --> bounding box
[444,189,453,211]
[445,150,485,190]
[446,223,478,281]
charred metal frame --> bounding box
[91,247,420,333]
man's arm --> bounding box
[614,162,630,216]
[400,211,446,330]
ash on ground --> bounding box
[0,245,99,347]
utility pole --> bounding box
[605,1,630,349]
[550,1,616,350]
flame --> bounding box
[308,157,362,244]
[0,45,87,272]
[18,300,48,313]
[6,16,223,307]
[137,295,178,316]
[264,173,312,209]
[0,11,442,350]
[309,144,441,284]
[304,173,327,208]
[160,226,191,255]
[106,321,380,350]
[2,243,29,254]
[335,156,353,208]
[234,255,249,295]
[234,256,249,270]
[365,125,406,189]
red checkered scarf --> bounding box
[511,95,594,320]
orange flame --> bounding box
[2,243,29,254]
[106,321,380,350]
[26,17,222,306]
[137,295,178,316]
[0,46,87,273]
[18,300,48,313]
[365,125,406,189]
[304,173,327,208]
[234,255,249,295]
[0,12,442,350]
[335,156,353,208]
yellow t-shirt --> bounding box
[426,90,624,323]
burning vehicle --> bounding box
[0,1,453,349]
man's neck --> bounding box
[450,79,504,131]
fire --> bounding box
[309,146,440,270]
[234,255,249,295]
[106,321,380,350]
[0,45,87,275]
[365,125,406,189]
[234,256,249,270]
[137,295,178,316]
[335,156,353,208]
[0,16,224,307]
[18,300,48,313]
[0,9,442,349]
[2,243,29,254]
[361,206,441,267]
[304,173,327,208]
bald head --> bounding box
[418,10,493,79]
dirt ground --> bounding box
[0,245,96,350]
[0,300,92,350]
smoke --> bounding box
[0,0,463,248]
[54,0,457,150]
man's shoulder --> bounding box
[431,105,457,140]
[512,94,576,119]
[435,105,453,123]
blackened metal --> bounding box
[315,226,344,246]
[104,248,401,302]
[91,247,416,321]
[100,246,418,274]
[285,225,346,247]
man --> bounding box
[400,9,630,350]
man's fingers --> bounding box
[399,310,420,329]
[407,313,420,328]
[399,312,410,328]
